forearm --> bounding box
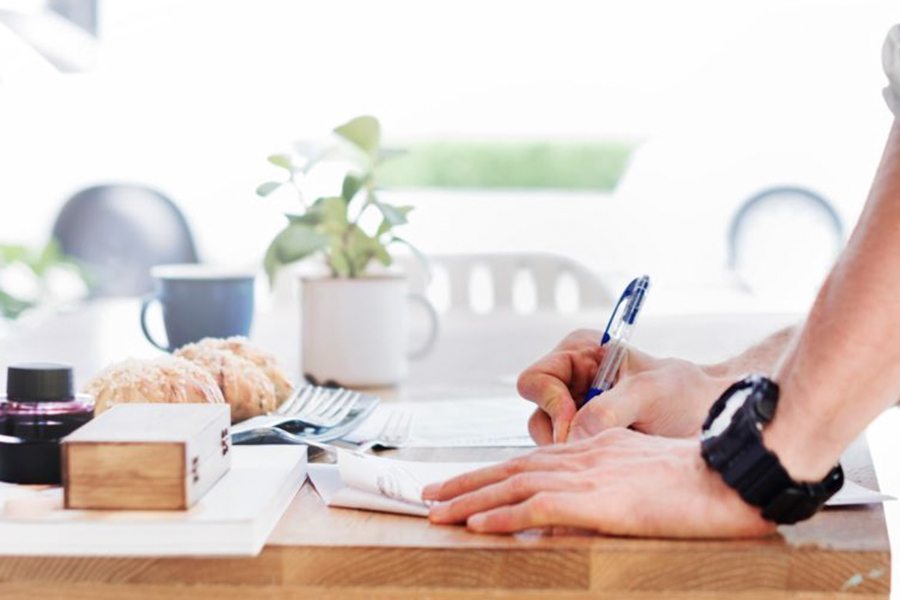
[704,326,799,380]
[764,121,900,481]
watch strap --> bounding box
[701,376,844,525]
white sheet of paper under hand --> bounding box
[308,450,490,517]
[306,451,892,519]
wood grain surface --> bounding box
[0,301,890,598]
[0,440,888,598]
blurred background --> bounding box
[1,0,899,321]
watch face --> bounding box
[701,386,752,441]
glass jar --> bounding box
[0,363,94,442]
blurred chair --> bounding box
[727,185,844,298]
[400,252,614,315]
[51,184,199,297]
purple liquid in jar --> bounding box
[0,363,94,442]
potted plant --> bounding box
[257,116,437,387]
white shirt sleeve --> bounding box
[884,25,900,118]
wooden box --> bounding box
[62,403,232,510]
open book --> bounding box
[307,449,892,518]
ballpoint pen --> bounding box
[580,275,651,406]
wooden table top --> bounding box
[0,300,891,598]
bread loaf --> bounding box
[83,357,226,414]
[175,344,277,422]
[179,336,293,403]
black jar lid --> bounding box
[6,363,74,402]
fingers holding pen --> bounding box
[517,343,604,443]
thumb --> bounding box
[569,388,642,440]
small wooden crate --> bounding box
[62,404,232,510]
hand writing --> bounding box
[517,329,729,444]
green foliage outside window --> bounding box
[376,141,633,190]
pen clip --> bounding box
[600,276,649,345]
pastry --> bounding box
[179,336,293,403]
[83,357,225,414]
[175,344,277,422]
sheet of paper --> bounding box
[342,396,536,448]
[308,451,488,516]
[308,451,892,518]
[826,479,894,506]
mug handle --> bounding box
[140,295,171,352]
[407,293,439,360]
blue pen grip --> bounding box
[584,387,603,403]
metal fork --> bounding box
[356,410,414,452]
[274,385,361,428]
[234,410,413,455]
[229,384,364,437]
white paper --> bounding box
[309,450,487,516]
[342,396,536,448]
[826,479,894,506]
[0,446,307,556]
[308,451,892,518]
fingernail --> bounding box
[468,514,486,531]
[421,483,439,500]
[428,504,447,522]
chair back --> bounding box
[400,252,613,315]
[51,185,199,296]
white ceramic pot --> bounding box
[300,275,439,387]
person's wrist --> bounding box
[699,364,737,407]
[690,443,775,533]
[761,396,845,482]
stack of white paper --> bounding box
[0,446,307,556]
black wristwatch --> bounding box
[700,374,844,525]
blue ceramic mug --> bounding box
[140,264,256,351]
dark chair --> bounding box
[727,185,844,293]
[51,184,199,296]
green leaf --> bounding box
[391,235,431,282]
[310,196,349,235]
[287,212,321,226]
[327,240,352,277]
[276,224,329,261]
[263,242,280,286]
[267,154,295,170]
[341,225,396,275]
[376,201,414,226]
[343,225,375,276]
[341,173,366,202]
[372,240,392,266]
[376,219,392,237]
[263,223,328,284]
[334,115,380,157]
[256,181,282,197]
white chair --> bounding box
[399,252,614,315]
